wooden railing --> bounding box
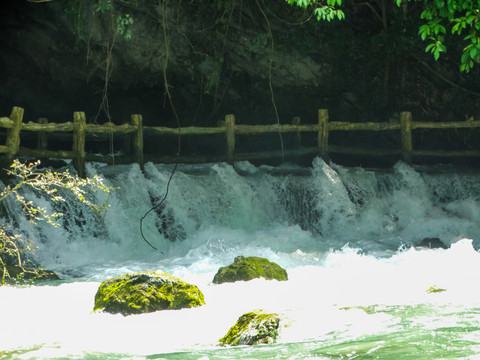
[1,106,479,177]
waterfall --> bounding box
[2,157,480,277]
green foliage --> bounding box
[0,160,112,285]
[65,0,134,41]
[0,227,33,285]
[397,0,480,71]
[94,1,135,40]
[3,160,110,224]
[95,0,114,14]
[286,0,480,71]
[285,0,345,22]
[116,14,134,40]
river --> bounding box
[1,157,480,359]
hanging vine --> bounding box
[139,0,182,253]
[255,0,285,163]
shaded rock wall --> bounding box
[0,0,338,126]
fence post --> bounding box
[225,114,235,164]
[37,118,48,150]
[6,106,24,160]
[400,111,412,164]
[292,116,301,148]
[131,114,144,171]
[318,109,329,159]
[73,112,86,178]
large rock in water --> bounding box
[212,256,288,284]
[219,310,284,346]
[93,271,205,316]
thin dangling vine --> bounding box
[139,0,181,253]
[255,0,285,163]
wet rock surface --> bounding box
[213,256,288,284]
[93,271,205,315]
[219,310,284,346]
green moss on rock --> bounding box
[219,310,283,346]
[212,256,288,284]
[426,285,447,293]
[93,271,205,316]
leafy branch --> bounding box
[2,160,111,226]
[285,0,345,22]
[0,160,112,285]
[398,0,480,72]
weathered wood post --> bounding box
[73,112,86,178]
[400,111,413,164]
[6,106,24,160]
[292,116,301,148]
[317,109,329,160]
[131,114,144,171]
[37,118,48,150]
[225,114,235,164]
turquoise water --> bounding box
[1,158,480,359]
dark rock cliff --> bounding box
[0,0,340,126]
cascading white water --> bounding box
[2,157,480,359]
[13,157,480,273]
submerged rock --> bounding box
[93,271,205,316]
[219,310,284,346]
[212,256,288,284]
[416,237,448,249]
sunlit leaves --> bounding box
[286,0,345,22]
[314,6,345,21]
[3,160,112,226]
[460,35,480,72]
[425,37,447,60]
[116,14,134,40]
[287,0,480,70]
[95,0,134,40]
[285,0,312,6]
[0,160,113,285]
[397,0,480,71]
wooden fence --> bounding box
[1,106,480,177]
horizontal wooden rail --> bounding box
[412,121,480,129]
[86,123,137,134]
[235,123,319,134]
[0,117,14,128]
[329,121,401,131]
[144,125,224,135]
[1,106,479,177]
[23,121,74,132]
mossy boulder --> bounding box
[212,256,288,284]
[219,310,284,346]
[93,271,205,316]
